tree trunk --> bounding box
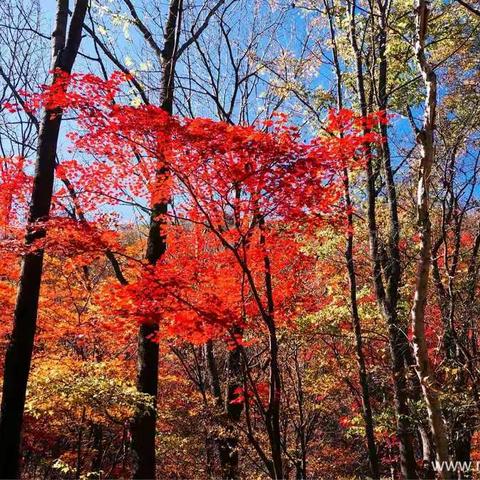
[419,424,436,479]
[325,4,380,475]
[452,421,472,480]
[344,170,380,479]
[411,1,452,477]
[215,329,244,480]
[265,319,283,480]
[262,239,283,479]
[92,424,104,477]
[0,1,88,477]
[376,6,420,477]
[347,1,417,476]
[130,0,182,477]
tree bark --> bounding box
[260,220,284,480]
[325,2,380,475]
[92,424,104,477]
[0,1,88,477]
[266,322,283,480]
[129,0,182,477]
[411,1,452,477]
[376,2,419,474]
[208,329,244,480]
[220,336,244,479]
[347,1,417,476]
[344,172,380,479]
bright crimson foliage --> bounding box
[17,72,387,345]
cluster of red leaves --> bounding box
[4,72,387,345]
[107,222,321,343]
[28,217,121,258]
[229,382,270,406]
[0,156,31,232]
[22,70,126,113]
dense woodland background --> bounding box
[0,0,479,478]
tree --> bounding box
[0,1,88,477]
[410,0,451,477]
[29,70,385,477]
[324,2,379,475]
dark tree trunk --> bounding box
[218,332,244,480]
[205,340,223,404]
[262,235,283,479]
[347,1,417,476]
[386,322,418,479]
[344,171,380,479]
[265,320,283,480]
[0,1,88,478]
[130,0,182,477]
[130,197,167,479]
[452,422,472,480]
[324,3,380,475]
[92,424,103,477]
[131,321,161,479]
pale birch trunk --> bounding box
[411,1,452,477]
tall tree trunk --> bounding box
[376,2,422,476]
[221,338,244,479]
[130,0,182,477]
[324,2,380,475]
[0,1,88,477]
[265,319,283,479]
[411,1,451,477]
[418,424,436,479]
[344,171,380,479]
[260,220,283,479]
[347,1,417,476]
[209,328,244,480]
